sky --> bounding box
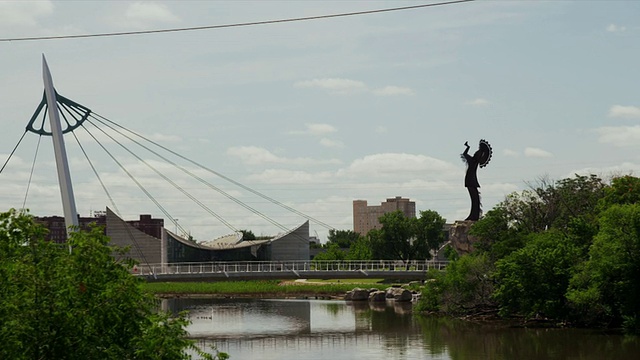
[0,0,639,242]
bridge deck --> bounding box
[136,260,447,282]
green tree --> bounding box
[418,254,495,314]
[0,209,226,360]
[312,242,346,261]
[326,229,361,249]
[567,204,640,333]
[470,207,524,261]
[239,229,256,240]
[598,175,640,209]
[346,236,373,260]
[493,230,582,319]
[369,210,445,264]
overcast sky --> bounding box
[0,0,638,242]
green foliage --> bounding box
[494,174,605,235]
[346,236,373,260]
[313,242,347,261]
[567,204,640,332]
[326,229,361,248]
[599,175,640,209]
[417,254,494,314]
[239,229,256,241]
[0,209,225,360]
[369,210,446,263]
[470,206,524,260]
[493,230,582,319]
[418,174,640,333]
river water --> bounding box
[165,297,640,360]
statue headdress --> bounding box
[478,139,492,168]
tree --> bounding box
[567,204,640,332]
[0,209,226,360]
[494,174,605,235]
[493,230,582,319]
[326,229,361,249]
[369,210,446,264]
[346,236,373,260]
[312,242,346,261]
[469,206,524,261]
[418,254,495,314]
[239,229,256,240]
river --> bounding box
[165,297,640,360]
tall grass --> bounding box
[141,280,382,296]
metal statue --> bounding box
[462,139,492,221]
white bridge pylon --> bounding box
[42,55,79,237]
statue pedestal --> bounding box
[448,220,479,255]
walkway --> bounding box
[137,260,448,282]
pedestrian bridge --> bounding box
[137,260,448,282]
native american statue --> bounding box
[461,139,492,221]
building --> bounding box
[353,196,416,235]
[37,207,310,267]
[35,211,163,243]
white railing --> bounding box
[134,260,448,276]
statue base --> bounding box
[448,220,479,255]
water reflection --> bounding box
[165,298,640,360]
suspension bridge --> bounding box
[139,260,447,282]
[1,56,448,281]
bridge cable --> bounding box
[92,112,336,230]
[72,131,160,274]
[21,134,42,211]
[83,118,240,234]
[88,114,317,244]
[0,130,28,175]
[88,115,291,234]
[78,124,187,236]
[87,114,313,245]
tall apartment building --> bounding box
[353,196,416,235]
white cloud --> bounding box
[319,138,344,148]
[594,126,640,147]
[338,153,459,179]
[247,169,334,184]
[372,86,414,96]
[503,148,519,157]
[294,78,412,96]
[146,133,182,142]
[226,146,341,165]
[466,98,490,106]
[0,1,53,27]
[124,2,180,28]
[524,147,553,158]
[375,126,388,134]
[608,105,640,119]
[294,78,367,95]
[288,123,337,136]
[607,24,626,33]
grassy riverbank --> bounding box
[142,279,386,298]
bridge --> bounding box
[137,260,448,282]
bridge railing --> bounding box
[135,260,448,276]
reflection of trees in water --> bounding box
[417,315,640,360]
[323,302,347,318]
[348,301,421,354]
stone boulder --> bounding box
[368,290,386,302]
[386,287,413,302]
[345,288,370,301]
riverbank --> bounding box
[142,279,387,299]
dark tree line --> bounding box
[418,174,640,334]
[314,210,446,263]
